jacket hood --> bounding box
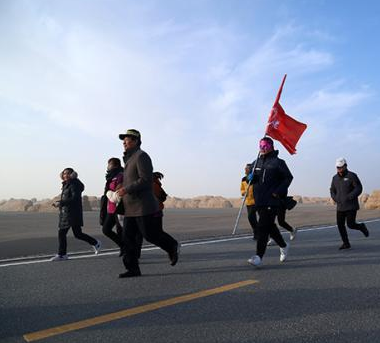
[72,178,85,191]
[63,174,84,191]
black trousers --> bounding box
[256,207,286,258]
[102,213,123,248]
[246,205,258,237]
[276,207,294,232]
[122,214,177,271]
[336,210,365,244]
[58,225,97,256]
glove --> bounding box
[106,190,121,204]
[52,201,61,208]
[247,171,254,182]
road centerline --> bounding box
[23,279,259,342]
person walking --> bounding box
[152,171,169,232]
[247,137,293,267]
[330,157,369,250]
[117,129,180,278]
[100,158,124,250]
[240,164,258,240]
[277,199,297,239]
[267,199,297,245]
[51,168,101,261]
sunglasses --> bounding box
[259,143,272,150]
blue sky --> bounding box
[1,0,379,200]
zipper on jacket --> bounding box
[262,169,266,183]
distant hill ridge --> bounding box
[1,191,379,212]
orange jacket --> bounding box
[240,176,255,206]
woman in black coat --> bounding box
[51,168,101,261]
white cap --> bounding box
[335,157,347,168]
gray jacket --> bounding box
[122,147,159,217]
[330,169,362,211]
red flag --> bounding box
[265,75,307,154]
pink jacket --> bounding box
[107,172,123,214]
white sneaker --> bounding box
[93,240,102,255]
[279,243,289,262]
[50,254,68,261]
[267,238,275,246]
[290,228,297,241]
[247,255,262,267]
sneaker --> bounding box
[247,255,262,267]
[93,240,102,255]
[279,243,289,262]
[50,254,68,261]
[339,243,351,250]
[290,228,297,241]
[360,224,369,237]
[267,238,275,246]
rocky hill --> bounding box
[1,191,379,212]
[363,190,380,209]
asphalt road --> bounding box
[1,219,379,343]
[1,205,380,259]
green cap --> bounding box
[119,129,141,140]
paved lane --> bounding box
[1,220,379,343]
[1,206,380,259]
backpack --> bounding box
[99,195,107,225]
[285,196,297,211]
[157,188,168,203]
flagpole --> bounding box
[232,132,269,236]
[231,78,286,237]
[274,74,287,105]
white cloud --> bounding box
[0,2,378,199]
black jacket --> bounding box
[252,150,293,208]
[330,169,362,211]
[58,176,85,229]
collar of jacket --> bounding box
[105,166,123,181]
[260,149,279,160]
[123,146,140,164]
[337,169,348,177]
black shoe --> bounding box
[169,242,180,266]
[339,243,351,250]
[360,224,369,237]
[119,268,141,278]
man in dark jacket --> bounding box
[247,137,293,267]
[51,168,101,261]
[330,157,369,250]
[117,129,180,278]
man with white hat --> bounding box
[330,157,369,250]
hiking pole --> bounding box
[232,151,261,235]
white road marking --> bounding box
[1,218,379,268]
